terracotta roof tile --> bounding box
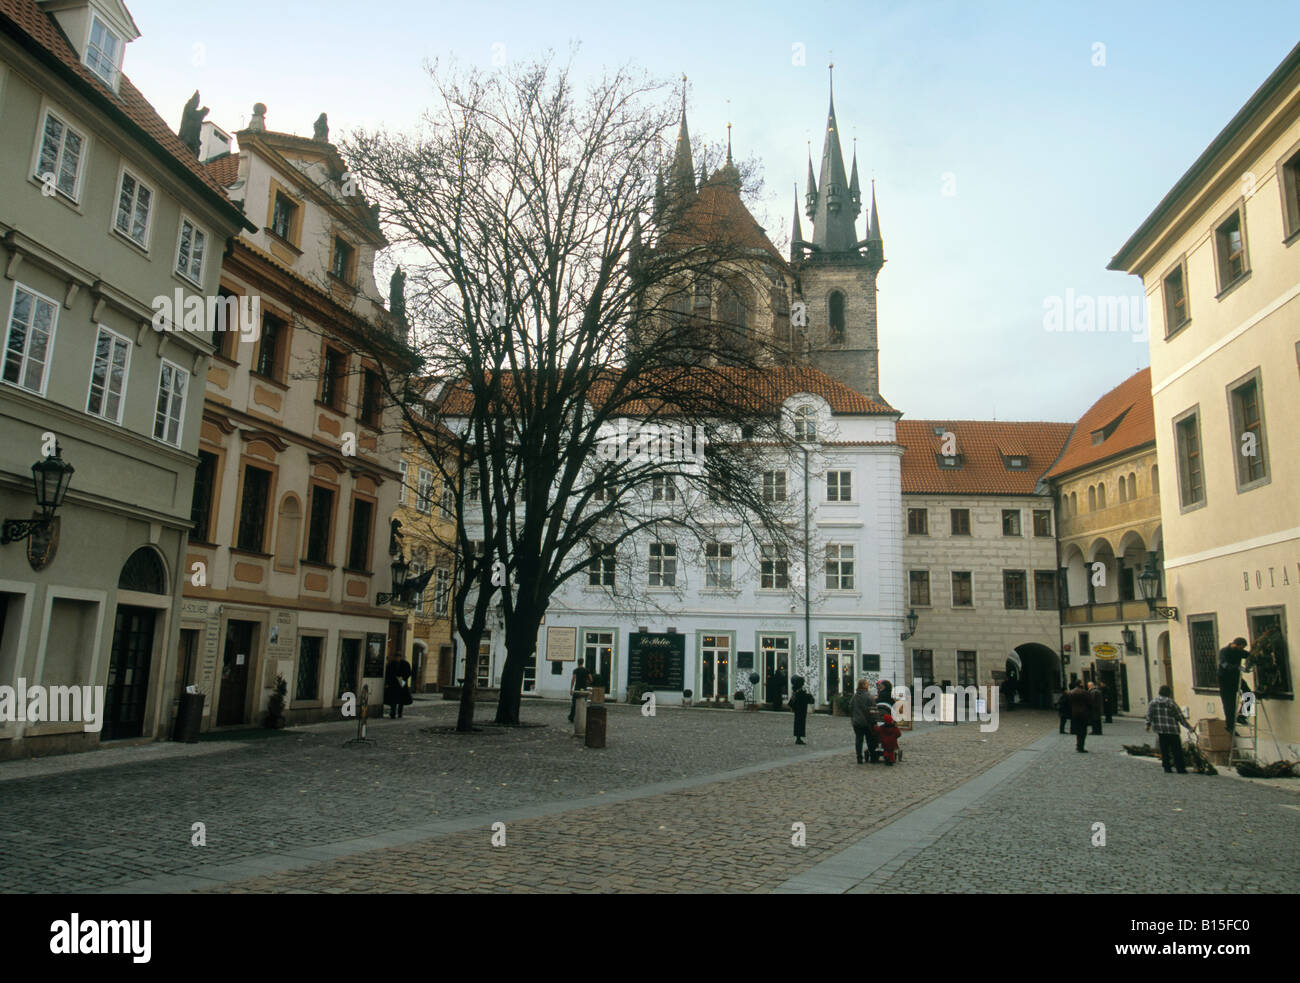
[203,153,240,187]
[0,0,241,212]
[438,364,897,418]
[661,175,787,267]
[899,420,1072,495]
[1046,368,1154,479]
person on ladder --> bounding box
[1217,636,1251,734]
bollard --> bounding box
[585,704,607,748]
[574,690,589,737]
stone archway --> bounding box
[1012,643,1061,709]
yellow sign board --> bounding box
[1093,643,1119,659]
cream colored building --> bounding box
[898,420,1071,707]
[179,106,404,729]
[1109,42,1300,760]
[1048,368,1168,716]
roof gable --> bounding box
[1047,368,1155,479]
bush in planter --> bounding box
[835,692,854,717]
[265,674,288,729]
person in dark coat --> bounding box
[874,714,902,765]
[1057,688,1071,734]
[1100,679,1114,723]
[1001,677,1016,712]
[384,653,413,719]
[850,678,877,763]
[1088,680,1103,735]
[1068,680,1092,752]
[790,675,814,745]
[1218,637,1251,734]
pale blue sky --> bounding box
[124,0,1300,423]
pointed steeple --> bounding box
[849,141,862,219]
[667,77,695,206]
[715,120,742,191]
[653,164,666,222]
[865,179,884,270]
[790,184,804,261]
[697,161,708,191]
[811,63,858,252]
[804,146,818,220]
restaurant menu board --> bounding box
[364,633,387,678]
[626,632,685,691]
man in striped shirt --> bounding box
[1145,685,1191,774]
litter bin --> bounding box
[585,704,606,748]
[172,692,205,743]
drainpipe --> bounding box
[803,444,812,698]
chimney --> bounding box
[198,121,231,163]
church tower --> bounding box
[791,67,885,399]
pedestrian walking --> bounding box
[790,675,814,745]
[1001,676,1016,712]
[1069,679,1092,752]
[770,666,787,711]
[874,713,902,765]
[384,651,413,719]
[568,657,592,723]
[850,679,877,763]
[1217,636,1251,734]
[1057,688,1071,734]
[1088,680,1103,735]
[1145,684,1190,774]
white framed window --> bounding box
[416,467,433,514]
[86,325,131,423]
[113,168,153,247]
[467,470,481,499]
[34,108,87,202]
[648,541,676,587]
[588,543,615,587]
[793,405,817,441]
[4,283,59,395]
[760,543,789,590]
[826,470,852,502]
[433,567,450,617]
[439,482,455,519]
[705,541,733,589]
[153,359,189,446]
[762,469,787,503]
[408,555,426,614]
[398,461,408,504]
[85,15,124,88]
[175,216,208,285]
[825,543,855,590]
[651,475,676,502]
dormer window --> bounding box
[936,453,963,469]
[86,15,124,88]
[793,405,817,442]
[1003,455,1027,470]
[1089,407,1129,447]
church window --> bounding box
[828,291,845,343]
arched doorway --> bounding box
[105,547,168,740]
[1012,643,1061,709]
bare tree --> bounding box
[343,54,807,725]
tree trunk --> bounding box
[495,645,528,725]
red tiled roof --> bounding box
[660,174,787,267]
[0,0,243,214]
[1046,368,1154,479]
[438,364,897,418]
[204,153,240,187]
[899,420,1072,495]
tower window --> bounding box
[828,291,845,343]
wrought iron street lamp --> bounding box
[1138,551,1178,620]
[900,608,919,642]
[376,551,410,607]
[2,443,74,545]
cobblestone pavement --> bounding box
[842,717,1300,894]
[207,709,1046,894]
[0,697,953,893]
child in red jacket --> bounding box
[874,714,902,765]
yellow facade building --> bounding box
[1110,42,1300,760]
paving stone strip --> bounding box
[192,714,1046,894]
